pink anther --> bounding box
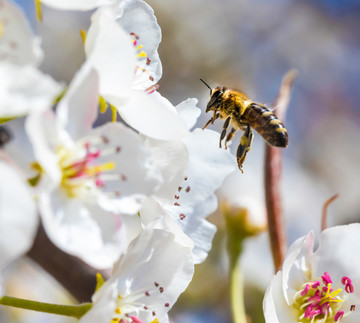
[334,311,344,322]
[321,272,332,285]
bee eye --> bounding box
[212,90,223,100]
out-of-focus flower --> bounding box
[219,174,267,238]
[79,227,194,323]
[0,0,62,122]
[263,223,360,322]
[26,63,161,268]
[0,63,62,121]
[0,161,38,287]
[0,0,42,65]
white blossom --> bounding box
[26,63,162,268]
[0,161,38,285]
[85,3,188,140]
[0,0,62,121]
[80,227,194,323]
[263,224,360,323]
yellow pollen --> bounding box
[115,308,121,314]
[80,29,87,45]
[150,319,159,323]
[99,96,108,113]
[136,44,143,50]
[137,50,147,58]
[34,0,42,22]
[240,136,249,146]
[85,162,116,176]
[62,166,79,178]
[318,284,343,306]
[95,273,105,292]
[110,104,117,122]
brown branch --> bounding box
[265,70,297,272]
[27,223,111,303]
[321,194,339,231]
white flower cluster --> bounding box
[0,0,236,321]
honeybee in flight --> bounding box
[201,79,288,172]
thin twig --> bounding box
[265,70,297,272]
[321,194,339,231]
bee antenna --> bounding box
[200,79,212,91]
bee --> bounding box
[200,79,288,172]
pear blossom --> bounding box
[26,63,162,268]
[84,3,189,140]
[0,0,62,121]
[263,223,360,323]
[79,227,194,323]
[0,161,38,285]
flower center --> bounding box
[293,272,355,322]
[58,141,115,198]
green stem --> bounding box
[228,239,247,323]
[0,296,92,319]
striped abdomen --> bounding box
[241,103,288,147]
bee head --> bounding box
[206,87,224,112]
[200,79,224,113]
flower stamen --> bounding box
[293,272,355,322]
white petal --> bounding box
[139,197,194,249]
[0,63,63,119]
[173,128,235,263]
[0,161,38,271]
[117,91,189,140]
[39,189,127,269]
[144,136,188,200]
[282,232,314,304]
[86,7,135,103]
[312,223,360,283]
[56,63,99,141]
[79,281,117,323]
[25,109,63,186]
[90,122,162,200]
[3,117,35,176]
[0,0,42,66]
[116,0,162,85]
[40,0,115,11]
[176,98,201,130]
[263,272,297,323]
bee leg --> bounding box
[202,112,219,130]
[236,125,254,173]
[224,127,236,150]
[219,116,231,148]
[211,111,219,124]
